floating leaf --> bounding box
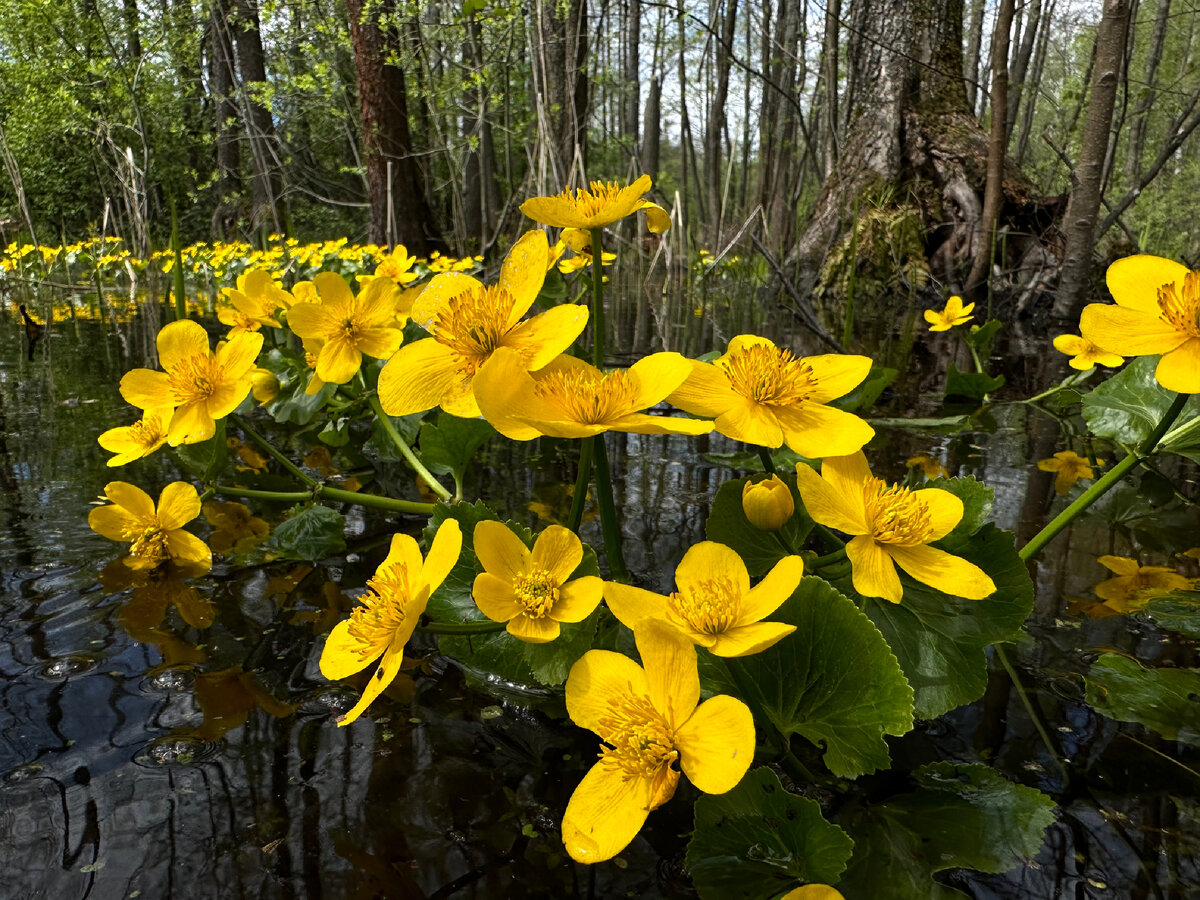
[419,415,496,479]
[837,763,1056,899]
[945,364,1004,401]
[264,504,346,561]
[1085,653,1200,745]
[422,500,502,623]
[1143,591,1200,639]
[706,474,813,577]
[863,524,1033,719]
[687,767,854,900]
[831,365,897,414]
[724,577,913,778]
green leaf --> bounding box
[1085,653,1200,745]
[1083,357,1200,456]
[318,417,351,447]
[1143,591,1200,639]
[363,411,426,463]
[264,504,346,561]
[687,767,854,900]
[945,364,1004,401]
[705,474,813,577]
[422,500,502,623]
[172,432,223,478]
[726,577,914,778]
[963,318,1002,355]
[837,763,1056,899]
[418,415,495,478]
[831,365,897,413]
[863,524,1033,719]
[922,475,993,538]
[702,448,804,473]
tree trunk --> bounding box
[623,0,641,159]
[346,0,441,252]
[1005,0,1041,140]
[232,0,284,234]
[963,0,987,113]
[642,74,662,183]
[705,0,738,246]
[1055,0,1133,317]
[529,0,589,189]
[209,0,242,239]
[1124,0,1171,183]
[821,0,841,176]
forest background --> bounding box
[1,0,1197,319]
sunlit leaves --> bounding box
[1082,357,1200,459]
[705,473,813,577]
[1085,653,1200,746]
[265,504,346,561]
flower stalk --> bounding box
[592,436,628,580]
[368,394,452,501]
[589,227,605,367]
[210,482,435,515]
[567,436,595,533]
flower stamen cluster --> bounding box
[863,478,934,546]
[720,343,817,406]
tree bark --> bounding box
[1124,0,1171,183]
[529,0,589,188]
[821,0,841,176]
[642,74,662,183]
[1055,0,1133,316]
[345,0,441,252]
[963,0,987,113]
[623,0,641,158]
[232,0,284,234]
[705,0,738,246]
[1005,0,1041,140]
[209,0,242,239]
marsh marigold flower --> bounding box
[794,452,995,604]
[217,269,290,335]
[906,455,949,480]
[471,521,603,642]
[521,174,670,233]
[287,272,405,387]
[562,621,754,863]
[88,481,212,572]
[364,244,419,287]
[98,407,171,467]
[741,475,795,531]
[1037,450,1102,495]
[1052,333,1123,371]
[473,347,714,439]
[1080,255,1200,393]
[120,320,263,445]
[378,230,588,418]
[668,335,874,458]
[604,541,802,656]
[319,520,462,726]
[1093,555,1191,614]
[924,295,974,331]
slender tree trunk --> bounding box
[1005,0,1041,141]
[821,0,841,176]
[345,0,441,252]
[1125,0,1171,182]
[705,0,738,245]
[642,74,662,183]
[624,0,641,159]
[1055,0,1133,316]
[232,0,284,234]
[1016,0,1056,163]
[529,0,589,188]
[964,0,987,113]
[121,0,142,59]
[209,0,242,238]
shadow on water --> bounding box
[0,286,1198,898]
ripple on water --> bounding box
[134,736,222,768]
[35,655,99,679]
[142,666,197,693]
[295,686,359,717]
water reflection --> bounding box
[1,290,1199,897]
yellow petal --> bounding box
[472,349,545,440]
[566,649,650,734]
[604,413,715,436]
[166,401,216,446]
[846,535,902,602]
[737,555,804,625]
[381,533,423,579]
[473,572,522,622]
[156,481,201,531]
[775,403,874,459]
[635,620,700,729]
[502,304,591,371]
[887,544,996,599]
[313,271,354,310]
[715,397,784,447]
[165,529,212,570]
[636,200,671,233]
[561,759,656,863]
[676,541,750,602]
[499,229,550,325]
[1080,304,1188,356]
[440,377,482,418]
[1106,254,1191,314]
[780,887,846,900]
[804,354,873,403]
[667,360,738,417]
[707,622,797,657]
[214,330,264,378]
[793,461,869,535]
[520,196,588,230]
[157,319,211,370]
[601,582,670,630]
[917,488,964,540]
[1053,334,1087,355]
[377,339,459,416]
[89,504,144,541]
[285,302,328,341]
[104,481,157,518]
[473,519,531,582]
[552,576,604,623]
[1155,338,1200,394]
[120,369,173,411]
[316,336,362,385]
[354,326,404,360]
[338,638,407,726]
[419,518,463,597]
[627,352,695,408]
[507,614,561,643]
[531,524,583,583]
[1098,554,1140,576]
[674,694,755,792]
[412,273,483,329]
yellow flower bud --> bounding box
[742,475,794,531]
[250,367,280,404]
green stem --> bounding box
[368,395,452,501]
[589,227,606,367]
[810,546,848,568]
[211,482,435,515]
[567,436,595,533]
[170,197,187,321]
[418,620,508,635]
[966,340,986,376]
[232,414,316,487]
[757,446,776,474]
[592,435,628,580]
[1019,392,1189,562]
[995,644,1068,779]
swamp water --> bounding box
[1,288,1198,899]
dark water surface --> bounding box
[2,293,1199,899]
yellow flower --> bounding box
[604,541,802,656]
[667,335,875,458]
[202,500,269,554]
[473,348,714,440]
[216,269,288,335]
[556,227,617,274]
[1037,450,1102,495]
[1052,333,1124,370]
[364,244,419,286]
[741,475,795,531]
[97,407,171,466]
[287,273,405,386]
[905,455,949,480]
[923,295,975,331]
[471,521,603,642]
[319,520,462,725]
[1080,255,1200,393]
[780,888,845,900]
[119,320,264,445]
[521,174,670,233]
[1093,555,1192,614]
[794,452,995,604]
[250,367,280,404]
[562,621,754,863]
[88,481,212,572]
[378,230,588,418]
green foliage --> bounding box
[687,767,854,899]
[418,414,496,493]
[837,763,1056,898]
[1085,653,1200,746]
[922,475,994,539]
[725,577,914,778]
[945,364,1005,401]
[1143,591,1200,639]
[705,474,813,577]
[265,504,346,560]
[830,365,898,414]
[1082,357,1200,460]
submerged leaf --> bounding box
[1085,653,1200,746]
